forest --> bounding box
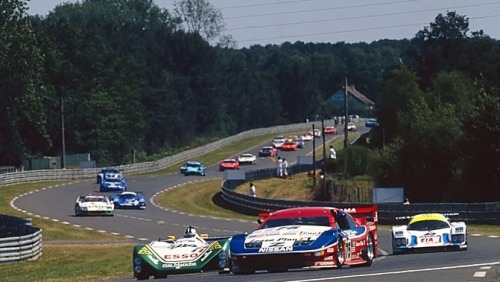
[1,0,498,202]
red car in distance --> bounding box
[324,126,337,134]
[281,141,298,151]
[219,159,240,171]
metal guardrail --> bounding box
[0,121,327,187]
[0,214,42,264]
[221,173,500,225]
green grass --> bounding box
[0,244,133,282]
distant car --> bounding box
[219,159,240,171]
[133,231,231,280]
[392,213,467,255]
[324,126,337,134]
[181,161,206,176]
[259,146,277,157]
[230,206,378,274]
[74,195,114,216]
[281,141,298,151]
[109,191,146,209]
[272,136,287,149]
[365,118,378,127]
[96,168,121,184]
[300,132,314,141]
[347,122,357,131]
[238,153,257,165]
[309,129,322,138]
[99,176,127,192]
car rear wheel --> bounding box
[336,238,345,268]
[360,234,375,266]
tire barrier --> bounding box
[0,214,42,264]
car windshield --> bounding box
[106,178,122,183]
[407,220,450,231]
[120,194,136,199]
[186,163,200,168]
[261,216,331,229]
[241,154,252,158]
[84,197,106,203]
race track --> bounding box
[13,126,500,281]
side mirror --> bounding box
[257,218,263,224]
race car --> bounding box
[259,146,277,157]
[237,153,257,165]
[324,126,337,134]
[180,161,206,176]
[272,136,286,149]
[281,141,298,151]
[96,168,121,184]
[74,195,114,216]
[391,213,467,254]
[347,122,357,131]
[99,176,127,192]
[219,159,240,171]
[132,228,231,280]
[109,191,146,209]
[230,205,378,274]
[300,132,314,141]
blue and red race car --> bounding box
[230,205,378,274]
[109,191,146,209]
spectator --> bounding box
[404,197,410,205]
[282,158,289,178]
[249,182,256,197]
[329,145,336,159]
[277,157,283,177]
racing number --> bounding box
[344,239,352,261]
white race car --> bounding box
[391,213,467,254]
[74,195,114,216]
[237,153,257,164]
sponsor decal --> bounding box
[208,242,222,251]
[259,246,293,253]
[299,231,322,236]
[354,240,366,247]
[162,262,196,268]
[315,261,335,266]
[164,253,202,260]
[138,247,152,255]
[327,247,334,253]
[147,255,159,265]
[340,208,357,213]
[324,256,334,261]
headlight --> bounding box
[451,234,465,243]
[134,257,142,265]
[394,238,407,246]
[244,241,262,248]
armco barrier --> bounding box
[0,214,42,264]
[0,121,326,187]
[221,179,500,225]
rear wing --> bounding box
[339,205,378,225]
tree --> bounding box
[173,0,234,47]
[0,0,50,166]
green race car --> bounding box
[133,231,231,280]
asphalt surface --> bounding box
[13,125,500,282]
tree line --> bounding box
[1,0,498,202]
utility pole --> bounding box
[321,118,327,200]
[344,76,349,149]
[60,88,66,169]
[312,123,316,188]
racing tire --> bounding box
[336,238,345,268]
[135,262,153,280]
[360,234,375,267]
